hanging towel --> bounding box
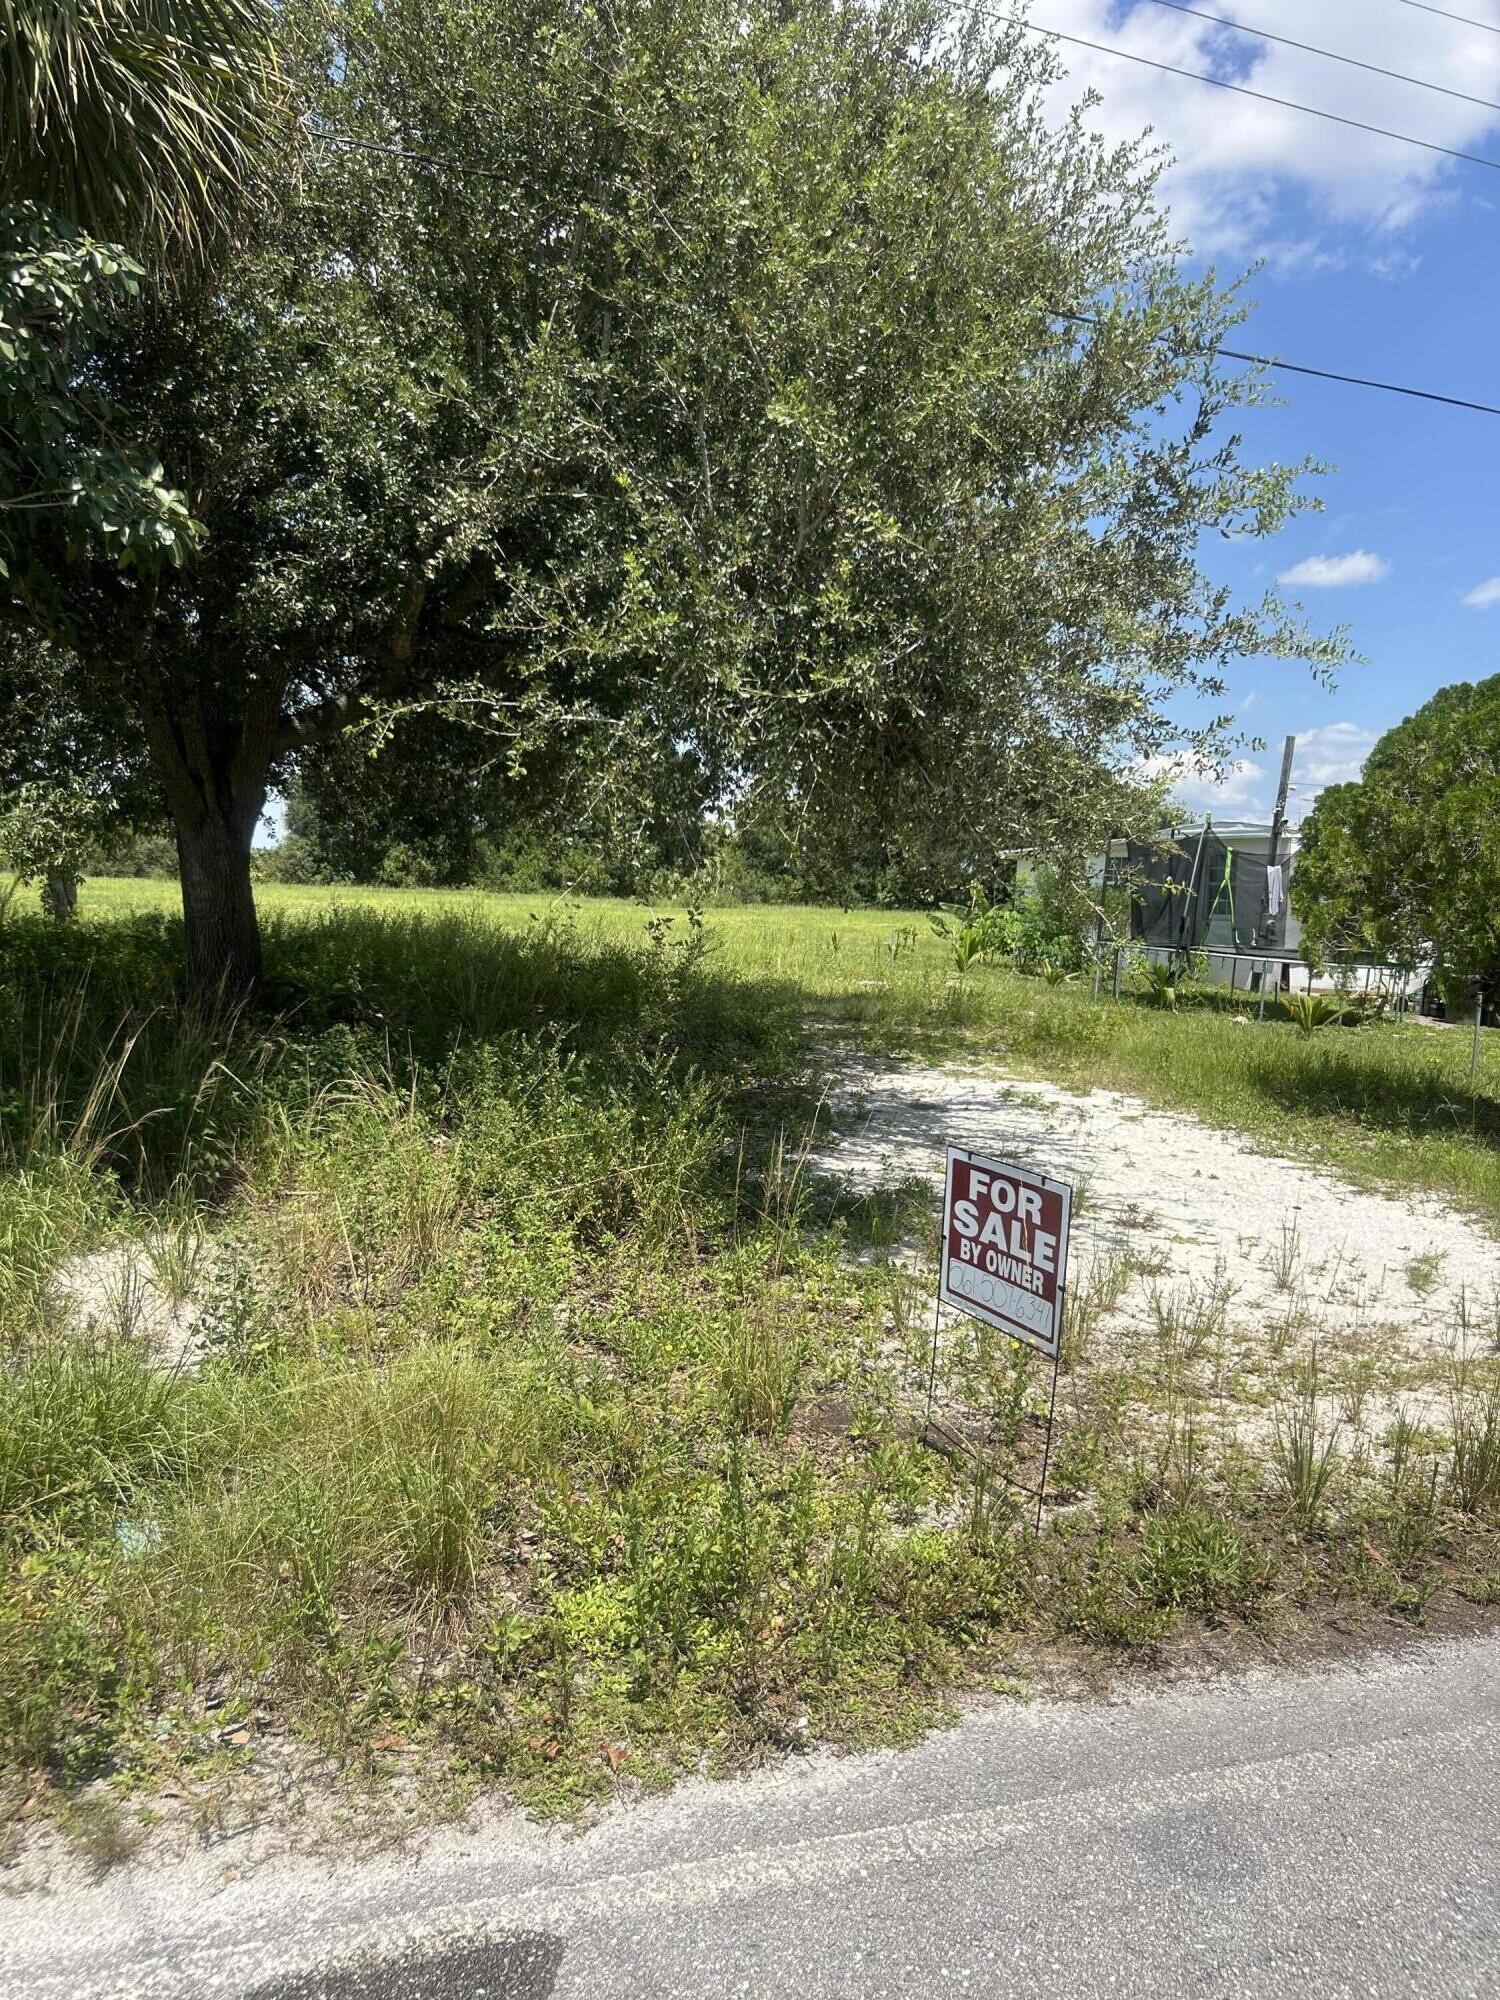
[1266,863,1284,918]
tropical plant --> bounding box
[1280,990,1341,1035]
[930,884,1008,973]
[2,0,288,733]
[1137,958,1188,1009]
[947,926,987,976]
[1,0,287,267]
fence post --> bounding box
[1257,963,1268,1020]
[1472,985,1484,1086]
[1092,950,1102,1002]
[1112,947,1122,1000]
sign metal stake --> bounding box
[924,1262,942,1428]
[933,1146,1074,1537]
[1033,1335,1063,1536]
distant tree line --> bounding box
[1294,673,1500,1017]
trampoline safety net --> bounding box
[1124,835,1276,953]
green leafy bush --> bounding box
[993,888,1087,973]
[929,874,1087,976]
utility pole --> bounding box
[1262,734,1296,988]
[1266,736,1296,883]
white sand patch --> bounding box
[816,1057,1500,1375]
[50,1241,209,1370]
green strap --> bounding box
[1207,849,1235,938]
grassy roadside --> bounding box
[1,892,1498,1848]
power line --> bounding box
[999,13,1500,172]
[1053,309,1500,416]
[1134,0,1500,114]
[318,13,1500,185]
[1395,0,1500,35]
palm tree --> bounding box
[2,0,289,925]
[1,0,288,265]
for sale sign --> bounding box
[939,1147,1073,1360]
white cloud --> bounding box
[1138,751,1266,815]
[1031,1,1500,259]
[1461,575,1500,609]
[1139,719,1379,819]
[1288,721,1379,803]
[1276,550,1390,588]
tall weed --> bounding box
[1271,1354,1343,1531]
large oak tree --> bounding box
[5,0,1338,992]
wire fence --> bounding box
[1091,942,1429,1019]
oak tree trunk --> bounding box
[174,807,263,999]
[42,869,78,922]
[145,696,276,1002]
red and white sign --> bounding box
[939,1147,1073,1359]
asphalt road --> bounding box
[6,1635,1498,2000]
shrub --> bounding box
[928,873,1089,976]
[993,894,1085,973]
[1280,990,1364,1036]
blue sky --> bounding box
[1033,0,1500,820]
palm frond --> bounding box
[0,0,292,267]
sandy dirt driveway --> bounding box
[815,1057,1500,1372]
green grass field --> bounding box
[2,880,1497,1838]
[61,876,943,1017]
[67,873,1500,1226]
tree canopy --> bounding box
[4,0,1341,990]
[0,208,201,598]
[3,0,287,906]
[3,0,288,597]
[1293,673,1500,1002]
